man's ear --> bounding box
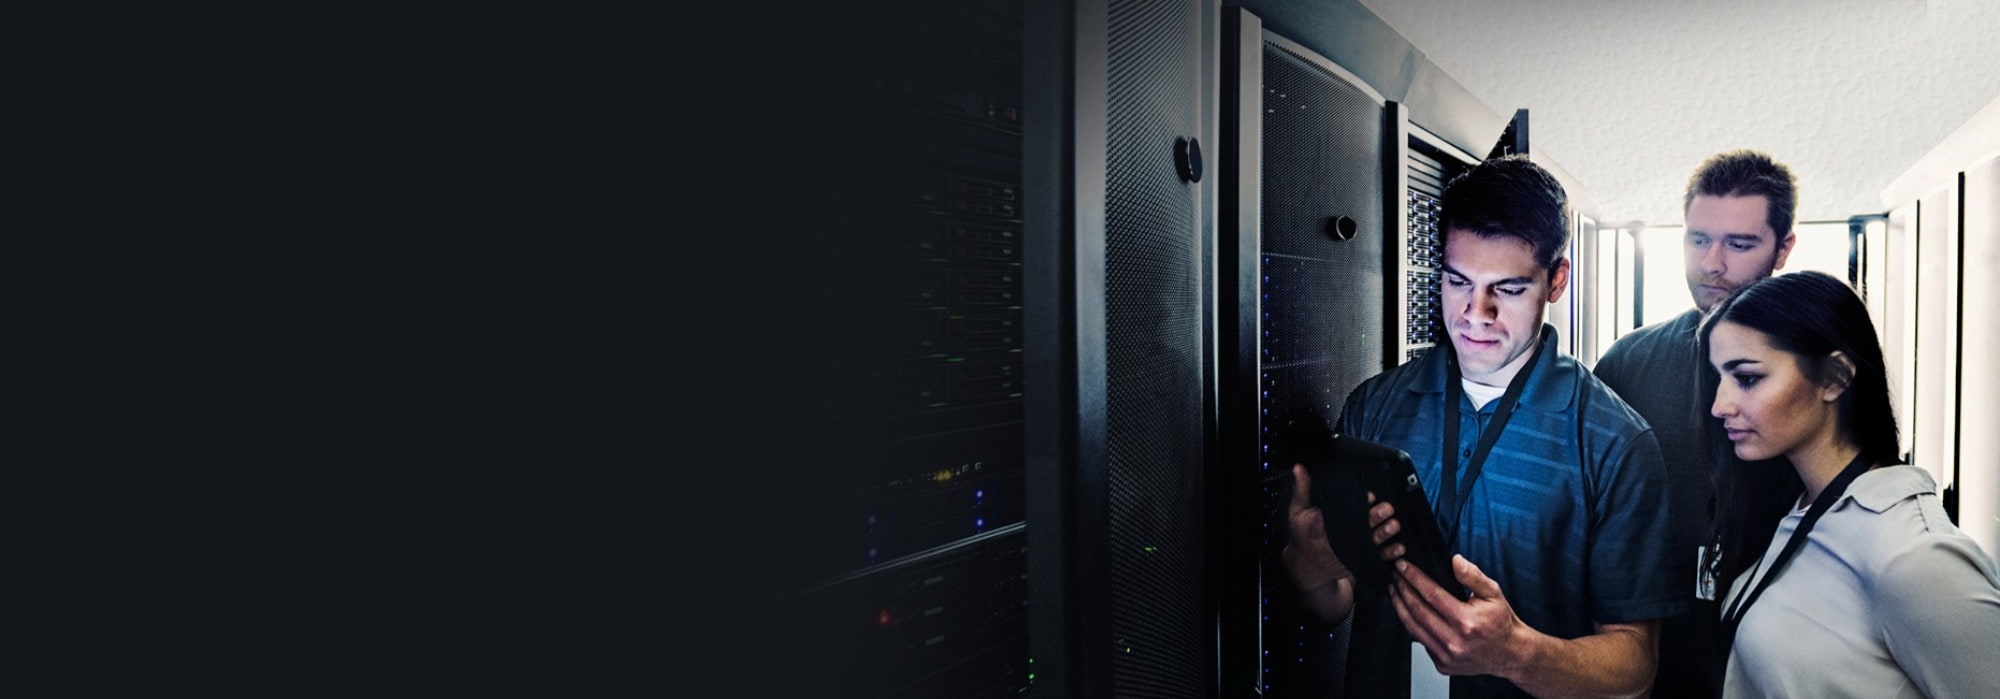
[1820,350,1856,402]
[1774,231,1796,271]
[1546,257,1571,304]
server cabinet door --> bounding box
[1025,0,1219,697]
[1220,9,1390,698]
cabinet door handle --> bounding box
[1327,215,1357,241]
[1175,137,1203,183]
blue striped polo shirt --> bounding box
[1338,325,1685,694]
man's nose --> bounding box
[1464,289,1498,323]
[1701,243,1727,276]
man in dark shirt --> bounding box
[1284,155,1683,698]
[1591,149,1799,697]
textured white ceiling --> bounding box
[1355,0,2000,226]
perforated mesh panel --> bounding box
[1255,38,1385,699]
[1260,255,1384,366]
[1258,41,1383,411]
[1104,0,1206,695]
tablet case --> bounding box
[1288,422,1465,599]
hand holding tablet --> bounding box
[1287,424,1465,600]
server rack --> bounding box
[1391,115,1481,368]
[1220,9,1391,697]
[786,1,1032,696]
[1025,0,1219,696]
[780,0,1223,695]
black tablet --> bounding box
[1289,425,1464,599]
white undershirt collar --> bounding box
[1461,379,1505,410]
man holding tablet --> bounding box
[1282,155,1683,698]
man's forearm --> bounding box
[1499,620,1658,699]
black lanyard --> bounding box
[1719,452,1874,644]
[1438,333,1544,547]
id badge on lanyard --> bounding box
[1695,541,1721,601]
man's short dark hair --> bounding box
[1439,154,1570,273]
[1683,149,1798,236]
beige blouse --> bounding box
[1722,465,2000,698]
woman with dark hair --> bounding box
[1697,270,1999,697]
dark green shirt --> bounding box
[1593,308,1724,697]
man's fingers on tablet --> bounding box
[1372,518,1399,544]
[1367,501,1395,527]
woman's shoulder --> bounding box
[1847,466,2000,593]
[1869,523,2000,626]
[1847,465,1937,515]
